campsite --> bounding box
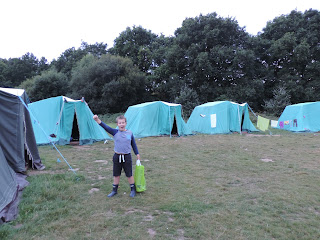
[1,7,320,239]
[1,119,320,239]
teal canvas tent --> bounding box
[28,96,112,145]
[124,101,192,138]
[277,102,320,132]
[187,101,258,134]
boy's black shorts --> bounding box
[112,153,132,177]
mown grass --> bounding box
[1,128,320,239]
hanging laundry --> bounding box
[271,120,278,128]
[293,119,298,127]
[279,121,284,129]
[257,115,270,131]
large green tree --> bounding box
[51,41,108,79]
[257,9,320,104]
[24,69,69,101]
[0,53,48,87]
[110,26,158,73]
[152,13,264,109]
[69,54,147,114]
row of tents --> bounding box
[29,96,320,143]
[27,98,259,143]
[5,90,320,148]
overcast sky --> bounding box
[0,0,319,62]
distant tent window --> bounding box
[210,114,216,128]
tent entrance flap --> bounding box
[71,113,80,142]
[171,116,178,135]
[241,113,245,131]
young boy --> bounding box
[93,114,140,198]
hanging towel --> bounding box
[271,120,278,128]
[257,115,270,131]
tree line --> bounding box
[0,9,319,117]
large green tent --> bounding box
[277,102,320,132]
[0,145,18,224]
[187,101,258,134]
[0,88,44,171]
[28,96,112,145]
[124,101,191,138]
[0,88,42,224]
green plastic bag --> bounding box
[134,160,146,192]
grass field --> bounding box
[1,128,320,239]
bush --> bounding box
[263,86,291,116]
[175,85,200,119]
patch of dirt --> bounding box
[177,229,185,240]
[261,158,274,162]
[94,160,108,164]
[309,207,320,216]
[71,145,91,150]
[13,224,23,229]
[246,134,280,137]
[148,228,156,238]
[27,170,66,176]
[125,208,144,215]
[143,215,154,221]
[154,210,174,216]
[89,188,100,194]
[68,168,79,172]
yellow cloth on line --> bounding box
[257,115,270,131]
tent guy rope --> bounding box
[18,96,77,175]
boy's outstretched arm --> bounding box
[93,114,117,136]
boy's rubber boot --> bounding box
[108,184,118,197]
[129,184,136,197]
[107,190,117,197]
[129,189,136,197]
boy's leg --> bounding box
[123,154,136,197]
[108,154,122,197]
[128,179,136,197]
[128,176,134,184]
[114,176,120,185]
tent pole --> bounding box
[169,106,172,138]
[53,99,65,136]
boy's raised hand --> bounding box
[93,115,101,124]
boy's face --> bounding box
[117,119,127,131]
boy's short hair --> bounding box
[116,115,127,123]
